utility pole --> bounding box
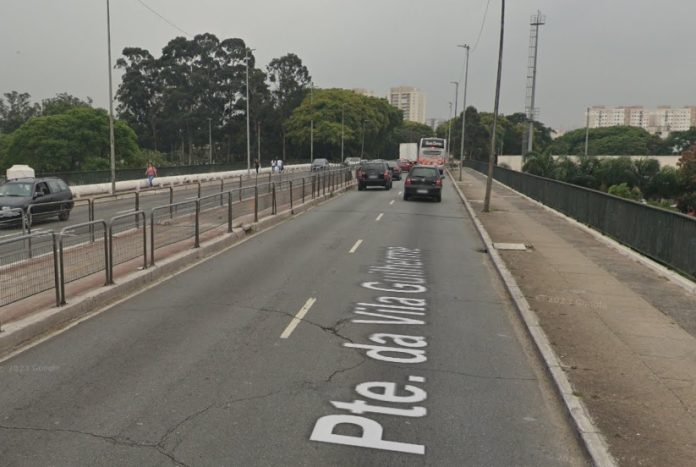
[458,44,470,182]
[584,107,590,156]
[446,102,453,160]
[208,118,212,164]
[483,0,505,213]
[310,83,314,162]
[245,48,255,175]
[523,11,545,156]
[450,81,459,158]
[341,106,345,163]
[257,121,261,164]
[105,0,116,194]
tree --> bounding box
[41,93,93,116]
[645,166,682,200]
[663,127,696,154]
[522,152,555,177]
[608,182,641,201]
[596,156,638,190]
[548,126,669,156]
[0,91,40,134]
[1,107,142,172]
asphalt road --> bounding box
[0,178,588,466]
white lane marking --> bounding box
[398,191,403,195]
[389,200,395,205]
[375,213,384,222]
[280,297,317,339]
[349,239,363,254]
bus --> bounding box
[418,137,447,173]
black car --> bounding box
[386,160,402,180]
[311,158,330,171]
[356,161,393,191]
[403,166,442,202]
[0,177,73,226]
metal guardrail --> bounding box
[0,167,354,309]
[464,160,696,279]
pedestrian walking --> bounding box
[145,162,157,187]
[277,159,284,173]
[271,159,277,173]
[254,158,260,174]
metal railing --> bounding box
[464,160,696,279]
[0,167,354,309]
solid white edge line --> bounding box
[375,213,384,221]
[449,168,617,467]
[349,239,363,254]
[280,297,317,339]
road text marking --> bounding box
[375,213,384,222]
[349,239,363,254]
[280,297,317,339]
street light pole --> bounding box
[245,48,255,175]
[208,117,212,164]
[341,106,345,163]
[310,83,314,162]
[105,0,116,194]
[360,120,366,158]
[458,44,470,181]
[584,107,590,156]
[450,81,459,157]
[483,0,505,213]
[446,102,453,160]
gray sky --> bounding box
[1,0,694,131]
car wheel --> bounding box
[358,183,365,191]
[436,195,442,202]
[58,206,70,221]
[403,193,410,201]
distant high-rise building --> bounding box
[389,86,426,124]
[588,105,696,137]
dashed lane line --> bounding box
[349,239,363,254]
[280,297,317,339]
[389,200,395,205]
[375,213,384,222]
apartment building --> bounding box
[588,105,696,136]
[389,86,426,124]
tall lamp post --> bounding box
[446,102,453,160]
[450,81,459,158]
[245,48,255,175]
[310,83,314,162]
[105,0,116,194]
[340,106,345,163]
[458,44,470,181]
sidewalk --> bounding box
[454,168,696,466]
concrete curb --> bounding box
[0,181,354,359]
[448,169,617,467]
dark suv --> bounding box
[356,161,392,191]
[0,177,73,226]
[403,166,442,202]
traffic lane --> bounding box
[281,181,586,465]
[0,186,374,465]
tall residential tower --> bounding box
[389,86,426,124]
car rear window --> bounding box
[47,180,65,193]
[410,167,438,177]
[363,163,386,171]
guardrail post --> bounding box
[169,187,174,219]
[59,234,66,305]
[272,183,277,215]
[254,186,259,222]
[108,221,115,285]
[197,181,201,199]
[302,177,305,204]
[141,212,147,271]
[89,199,95,243]
[102,222,110,286]
[150,211,156,266]
[194,200,200,248]
[290,180,294,214]
[135,193,140,228]
[219,179,224,206]
[227,191,233,233]
[239,175,243,202]
[52,233,61,307]
[323,171,326,196]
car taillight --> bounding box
[384,170,389,177]
[435,178,442,187]
[405,178,412,186]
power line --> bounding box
[135,0,191,37]
[471,0,492,52]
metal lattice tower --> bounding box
[522,11,545,156]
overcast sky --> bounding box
[1,0,694,131]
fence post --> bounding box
[290,180,294,214]
[169,186,174,219]
[194,200,200,248]
[141,212,147,271]
[59,234,66,305]
[89,200,95,243]
[272,183,276,215]
[220,179,224,206]
[102,222,110,286]
[227,191,233,233]
[52,233,61,307]
[197,181,201,199]
[323,172,326,196]
[150,211,156,266]
[239,175,243,202]
[254,185,259,222]
[302,177,305,204]
[108,222,115,285]
[135,193,140,228]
